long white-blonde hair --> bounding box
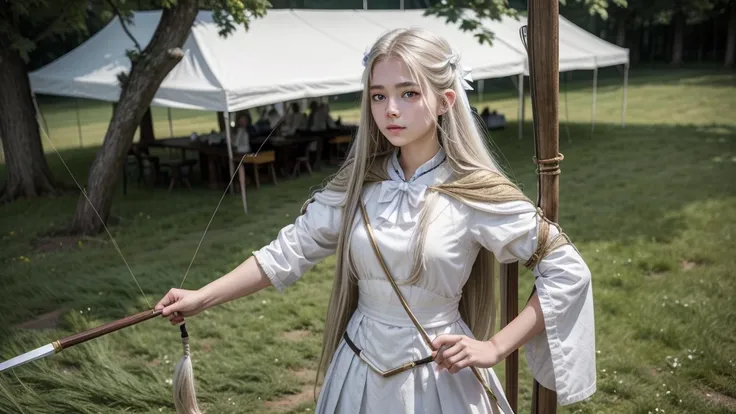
[314,27,511,392]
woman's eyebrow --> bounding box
[370,81,419,91]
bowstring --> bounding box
[33,95,284,302]
[178,115,284,290]
[31,95,152,310]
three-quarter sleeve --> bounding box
[252,189,344,292]
[468,199,596,406]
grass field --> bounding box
[0,67,735,413]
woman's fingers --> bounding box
[155,289,180,313]
[435,340,466,368]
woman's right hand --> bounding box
[155,288,207,325]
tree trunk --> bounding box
[671,12,685,65]
[726,5,736,67]
[616,17,626,47]
[631,27,641,65]
[139,107,156,144]
[217,111,226,132]
[0,41,57,202]
[69,1,198,235]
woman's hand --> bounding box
[154,288,207,325]
[431,334,502,374]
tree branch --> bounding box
[106,0,142,53]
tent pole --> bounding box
[363,0,367,10]
[477,79,484,102]
[591,67,598,134]
[223,111,235,195]
[400,0,404,10]
[167,107,174,137]
[75,98,84,148]
[518,73,524,140]
[621,62,629,127]
[223,110,247,214]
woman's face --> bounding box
[369,56,441,149]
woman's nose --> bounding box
[386,99,400,118]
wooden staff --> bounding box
[527,0,561,412]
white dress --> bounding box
[253,148,596,414]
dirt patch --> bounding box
[264,368,321,412]
[695,387,736,411]
[281,329,311,341]
[15,308,66,330]
[32,235,108,254]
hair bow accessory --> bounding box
[362,48,371,68]
[446,50,473,91]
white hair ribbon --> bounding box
[457,66,474,91]
[447,50,473,91]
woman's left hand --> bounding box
[431,335,502,374]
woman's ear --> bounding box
[438,90,457,116]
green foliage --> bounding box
[424,0,627,46]
[0,0,90,61]
[0,0,271,64]
[206,0,271,36]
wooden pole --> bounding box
[75,98,84,148]
[527,0,560,411]
[501,262,519,413]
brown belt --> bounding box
[343,332,434,377]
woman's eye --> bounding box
[403,91,419,98]
[371,94,385,101]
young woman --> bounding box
[155,28,596,414]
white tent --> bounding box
[29,9,528,112]
[29,9,628,116]
[29,9,628,211]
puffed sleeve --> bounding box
[252,189,345,292]
[468,199,596,406]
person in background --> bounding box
[233,112,255,153]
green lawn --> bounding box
[0,67,735,413]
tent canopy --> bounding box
[29,9,628,112]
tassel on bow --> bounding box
[173,323,202,414]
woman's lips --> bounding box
[387,125,405,132]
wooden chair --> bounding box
[292,141,314,177]
[159,159,198,192]
[328,135,351,164]
[236,150,278,190]
[123,144,160,194]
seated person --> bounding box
[282,102,307,135]
[233,112,255,153]
[266,107,282,130]
[309,103,337,131]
